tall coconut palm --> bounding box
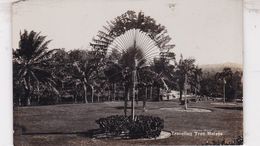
[13,30,58,106]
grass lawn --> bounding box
[14,101,243,145]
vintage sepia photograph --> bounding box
[12,0,243,145]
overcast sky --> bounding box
[12,0,243,65]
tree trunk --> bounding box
[131,86,135,121]
[113,83,116,101]
[131,69,136,121]
[195,88,198,102]
[91,85,94,103]
[127,88,130,101]
[25,88,31,106]
[143,86,148,112]
[18,98,21,106]
[184,95,188,110]
[56,95,59,104]
[184,73,188,110]
[83,84,88,103]
[179,89,183,101]
[223,83,226,103]
[149,86,153,99]
[124,86,128,116]
[37,96,40,105]
[136,88,139,105]
[27,97,31,106]
[108,90,111,101]
[157,87,161,101]
[74,94,77,103]
[234,90,238,100]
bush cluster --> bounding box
[96,115,164,138]
[206,136,243,145]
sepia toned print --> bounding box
[12,0,243,145]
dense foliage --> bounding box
[200,67,243,101]
[96,115,164,138]
[206,136,243,145]
[13,11,243,107]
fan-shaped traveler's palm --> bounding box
[90,11,175,59]
[91,11,176,118]
[104,29,170,117]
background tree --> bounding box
[232,71,243,100]
[173,55,202,109]
[145,54,177,102]
[137,66,158,111]
[50,48,70,103]
[175,55,196,101]
[200,72,218,98]
[190,66,203,97]
[215,67,242,102]
[67,50,99,103]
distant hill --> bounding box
[199,62,243,75]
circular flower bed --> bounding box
[160,107,212,113]
[210,102,236,106]
[95,115,164,139]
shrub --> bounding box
[96,115,130,135]
[96,115,164,138]
[206,136,243,145]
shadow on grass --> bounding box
[214,106,243,111]
[22,129,129,140]
[77,129,103,138]
[78,129,132,140]
[114,106,145,110]
[114,106,132,109]
[20,129,102,138]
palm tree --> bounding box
[13,30,58,106]
[67,50,98,103]
[51,48,71,103]
[137,66,158,111]
[151,56,175,101]
[215,67,233,102]
[190,66,203,98]
[174,55,198,109]
[104,29,171,120]
[232,71,243,100]
[90,10,175,59]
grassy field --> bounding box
[14,101,243,146]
